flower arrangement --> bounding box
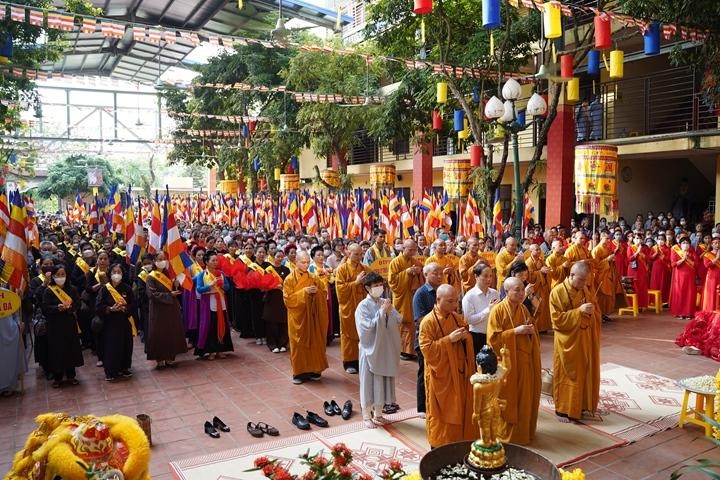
[559,468,586,480]
[246,443,407,480]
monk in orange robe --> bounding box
[426,240,461,293]
[564,231,595,287]
[419,284,478,448]
[495,237,524,291]
[459,237,483,294]
[334,244,370,374]
[487,277,541,445]
[283,251,329,384]
[592,231,620,316]
[388,240,424,358]
[545,240,569,290]
[525,244,551,332]
[549,261,601,421]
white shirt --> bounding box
[462,285,500,334]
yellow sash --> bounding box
[38,273,46,283]
[93,268,108,284]
[672,244,695,269]
[240,255,265,273]
[91,240,102,249]
[49,285,80,334]
[371,244,390,260]
[112,247,126,257]
[265,264,284,283]
[105,283,138,336]
[75,257,90,274]
[149,270,173,291]
[68,247,78,258]
[203,270,226,341]
[138,270,149,283]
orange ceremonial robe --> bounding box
[419,307,478,448]
[388,254,424,355]
[549,278,601,419]
[283,270,329,376]
[426,253,460,292]
[592,241,620,315]
[334,260,369,363]
[487,298,541,445]
[459,251,480,294]
[495,248,518,291]
[545,251,569,290]
[525,255,551,332]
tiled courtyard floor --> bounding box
[1,311,720,479]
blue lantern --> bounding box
[453,109,465,131]
[515,110,526,127]
[290,155,298,171]
[644,22,661,56]
[9,153,17,165]
[587,49,600,76]
[241,124,249,138]
[472,86,481,104]
[482,0,501,29]
[253,156,260,171]
[0,33,12,65]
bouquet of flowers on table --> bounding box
[246,442,407,480]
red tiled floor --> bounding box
[2,312,720,478]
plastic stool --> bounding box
[679,388,716,437]
[647,289,663,314]
[618,293,638,317]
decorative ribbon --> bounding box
[105,282,138,336]
[204,270,226,341]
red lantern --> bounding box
[1,164,7,174]
[413,0,432,15]
[560,54,573,78]
[482,99,490,121]
[248,120,257,133]
[432,110,443,130]
[594,15,611,50]
[541,93,548,118]
[259,177,268,191]
[470,145,483,167]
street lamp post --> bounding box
[485,80,547,240]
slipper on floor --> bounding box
[246,422,264,438]
[256,422,279,436]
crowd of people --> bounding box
[2,208,717,449]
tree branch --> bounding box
[522,84,562,193]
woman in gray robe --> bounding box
[355,271,402,428]
[0,311,26,395]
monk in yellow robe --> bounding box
[549,261,601,421]
[564,232,596,287]
[487,277,541,445]
[545,239,569,290]
[419,284,478,448]
[426,240,461,293]
[525,244,551,332]
[592,231,620,316]
[334,244,369,373]
[388,240,424,358]
[283,252,329,384]
[459,237,483,294]
[495,237,524,291]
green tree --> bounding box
[36,154,122,199]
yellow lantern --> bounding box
[566,77,580,102]
[273,167,281,181]
[543,1,562,39]
[458,129,468,140]
[609,50,624,79]
[437,81,448,103]
[494,124,505,139]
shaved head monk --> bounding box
[388,239,424,360]
[334,244,370,373]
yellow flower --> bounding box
[402,472,422,480]
[559,467,586,480]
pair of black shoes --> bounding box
[204,416,230,438]
[292,411,328,430]
[323,400,353,420]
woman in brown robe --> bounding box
[145,252,187,368]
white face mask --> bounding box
[633,238,642,245]
[82,250,94,258]
[369,286,384,298]
[681,243,690,251]
[142,265,153,272]
[323,249,332,257]
[111,273,123,283]
[53,276,66,286]
[155,260,168,270]
[657,240,665,246]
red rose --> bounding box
[254,456,271,468]
[313,456,329,467]
[262,464,275,476]
[389,459,403,472]
[338,466,352,478]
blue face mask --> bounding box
[439,234,449,241]
[675,228,682,234]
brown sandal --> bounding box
[256,422,279,436]
[246,422,263,438]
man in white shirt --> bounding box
[462,263,500,356]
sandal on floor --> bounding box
[256,422,279,436]
[51,381,61,388]
[246,422,264,438]
[69,379,79,385]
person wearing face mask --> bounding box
[263,250,291,353]
[194,251,235,360]
[29,257,56,378]
[701,234,720,311]
[626,234,650,309]
[96,264,135,382]
[355,271,402,428]
[41,265,83,388]
[86,251,111,367]
[669,236,697,319]
[136,254,154,342]
[611,230,628,284]
[145,252,188,368]
[649,235,671,303]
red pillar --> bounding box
[412,139,433,202]
[330,150,347,170]
[545,104,575,228]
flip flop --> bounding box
[246,422,264,438]
[256,422,279,436]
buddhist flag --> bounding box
[164,197,195,290]
[492,189,503,234]
[523,193,535,233]
[125,197,141,265]
[0,191,9,250]
[148,193,162,254]
[0,191,27,289]
[400,196,415,238]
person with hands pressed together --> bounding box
[194,250,234,360]
[462,263,500,355]
[425,239,461,293]
[335,244,370,374]
[419,284,478,448]
[459,237,482,294]
[487,277,541,445]
[263,249,291,353]
[96,263,135,382]
[86,250,110,367]
[388,240,424,361]
[669,236,697,319]
[495,237,524,292]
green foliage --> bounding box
[36,154,121,199]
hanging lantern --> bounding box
[285,163,294,174]
[0,33,13,65]
[472,85,481,104]
[443,158,471,197]
[436,81,448,103]
[484,95,504,119]
[9,153,17,165]
[241,124,249,138]
[321,169,341,188]
[1,164,7,174]
[644,22,660,56]
[470,145,483,167]
[252,156,260,171]
[499,100,515,122]
[280,173,300,192]
[526,93,547,116]
[370,164,396,189]
[248,120,257,133]
[566,78,580,102]
[273,167,281,181]
[594,14,611,50]
[432,110,443,130]
[541,93,549,118]
[587,49,600,75]
[482,0,501,29]
[458,129,468,141]
[290,155,299,171]
[413,0,432,15]
[453,109,465,131]
[560,54,574,78]
[516,110,526,127]
[609,50,624,78]
[543,1,562,39]
[494,125,505,139]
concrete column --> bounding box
[412,139,433,202]
[545,104,576,228]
